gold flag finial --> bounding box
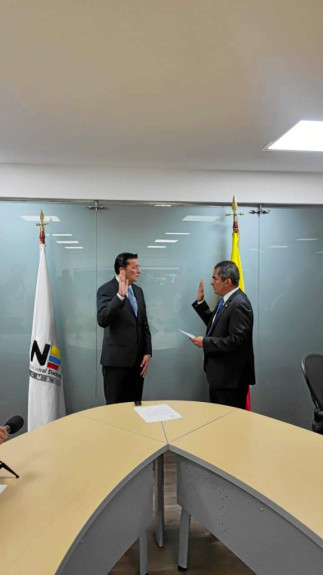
[225,196,244,232]
[232,195,238,215]
[36,210,49,244]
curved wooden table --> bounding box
[0,401,322,574]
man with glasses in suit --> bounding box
[97,252,152,404]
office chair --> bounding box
[301,354,323,434]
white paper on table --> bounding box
[178,328,195,339]
[0,485,8,495]
[134,404,182,423]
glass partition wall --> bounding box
[0,200,322,433]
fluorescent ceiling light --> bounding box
[56,240,79,244]
[267,245,289,249]
[182,215,220,222]
[65,246,84,249]
[266,121,323,151]
[295,238,317,241]
[154,204,172,207]
[52,233,73,237]
[165,232,191,235]
[21,215,60,222]
[147,245,167,249]
[154,239,178,243]
[142,267,180,270]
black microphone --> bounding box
[0,415,24,479]
[4,415,24,435]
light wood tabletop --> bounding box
[1,401,322,575]
[0,412,166,575]
[155,400,234,441]
[79,401,167,443]
[170,407,323,543]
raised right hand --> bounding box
[197,279,204,302]
[118,269,129,297]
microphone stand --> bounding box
[0,460,19,478]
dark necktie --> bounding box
[207,298,224,335]
[128,285,137,316]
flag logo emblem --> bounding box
[47,346,61,371]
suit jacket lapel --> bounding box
[206,299,223,334]
[112,277,119,291]
[207,289,241,333]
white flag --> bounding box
[28,243,66,430]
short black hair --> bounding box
[114,252,138,274]
[214,260,240,286]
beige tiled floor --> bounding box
[110,451,254,574]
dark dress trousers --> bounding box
[192,289,255,407]
[97,277,152,404]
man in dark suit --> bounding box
[191,260,255,408]
[97,252,152,404]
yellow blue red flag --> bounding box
[230,201,250,410]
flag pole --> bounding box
[28,211,66,430]
[227,197,251,410]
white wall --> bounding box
[1,165,323,204]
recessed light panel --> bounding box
[266,121,323,152]
[182,215,220,222]
[267,245,289,249]
[21,215,60,222]
[154,239,178,243]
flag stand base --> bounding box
[0,460,19,478]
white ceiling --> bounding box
[1,0,323,172]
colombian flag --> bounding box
[231,216,251,411]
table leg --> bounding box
[154,454,164,547]
[178,508,191,571]
[139,530,149,575]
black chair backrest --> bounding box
[301,354,323,410]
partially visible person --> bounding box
[97,252,152,404]
[0,425,8,445]
[191,260,255,408]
